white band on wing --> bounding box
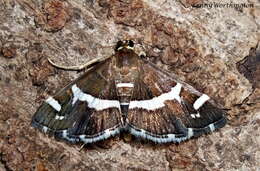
[71,84,120,111]
[193,94,210,110]
[45,97,61,112]
[116,83,134,88]
[129,83,182,110]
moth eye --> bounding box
[115,41,124,51]
[128,40,134,47]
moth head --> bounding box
[115,40,134,51]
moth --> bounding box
[31,40,226,144]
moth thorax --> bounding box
[117,66,138,77]
[119,67,130,75]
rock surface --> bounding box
[0,0,259,170]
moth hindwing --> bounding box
[32,40,226,144]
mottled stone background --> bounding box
[0,0,259,170]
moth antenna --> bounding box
[97,44,114,49]
[47,56,109,71]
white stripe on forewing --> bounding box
[190,112,200,119]
[193,94,210,110]
[71,84,120,111]
[129,83,182,110]
[55,115,65,120]
[72,85,94,105]
[116,83,134,88]
[45,97,61,112]
[195,113,200,117]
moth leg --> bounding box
[47,56,110,71]
[77,143,86,151]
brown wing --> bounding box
[32,58,122,144]
[126,61,226,143]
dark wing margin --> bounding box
[32,59,123,144]
[126,60,226,143]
